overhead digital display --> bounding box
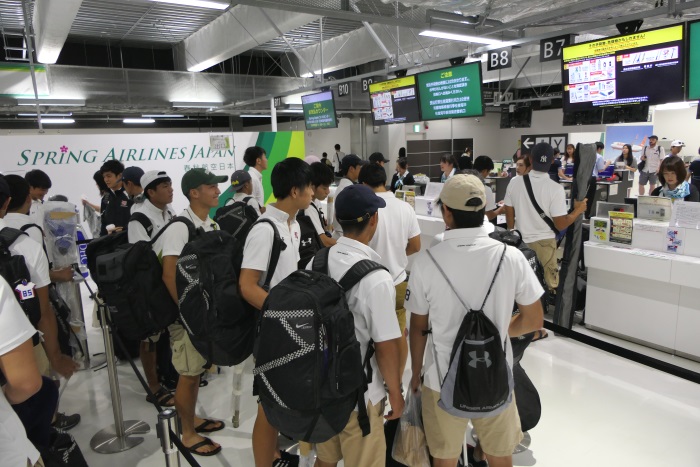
[369,76,420,125]
[562,24,684,111]
[688,20,700,100]
[301,91,338,130]
[416,62,484,120]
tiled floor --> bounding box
[57,284,700,466]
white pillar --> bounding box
[270,98,278,132]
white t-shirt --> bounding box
[128,199,175,243]
[406,227,544,392]
[304,200,327,236]
[0,219,51,289]
[248,167,265,209]
[503,171,567,244]
[642,145,665,173]
[242,204,301,289]
[3,213,43,246]
[28,199,44,231]
[309,237,401,408]
[369,192,421,284]
[226,192,262,217]
[0,277,41,466]
[331,178,354,239]
[156,207,218,259]
[485,185,497,211]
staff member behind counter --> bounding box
[651,155,700,202]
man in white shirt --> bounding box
[243,146,268,213]
[407,174,544,467]
[359,164,420,374]
[504,143,587,292]
[669,139,685,157]
[128,170,176,408]
[331,154,365,239]
[24,169,52,231]
[0,277,43,467]
[313,184,404,467]
[333,143,345,171]
[474,155,505,221]
[240,157,314,467]
[158,168,228,456]
[639,135,665,196]
[122,166,145,204]
[225,170,262,216]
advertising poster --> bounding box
[604,124,654,161]
[609,211,634,244]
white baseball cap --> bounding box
[670,140,685,148]
[141,170,171,190]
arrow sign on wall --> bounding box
[522,137,534,149]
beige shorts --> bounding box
[168,323,207,377]
[33,343,51,378]
[528,238,559,291]
[422,386,522,459]
[395,281,408,332]
[315,400,386,466]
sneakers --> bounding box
[52,412,81,431]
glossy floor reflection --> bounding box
[60,284,700,467]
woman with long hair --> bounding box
[615,144,637,172]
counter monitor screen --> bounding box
[369,76,421,125]
[689,20,700,100]
[562,24,685,111]
[416,62,484,120]
[301,90,338,130]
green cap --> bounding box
[181,168,228,195]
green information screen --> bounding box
[417,62,484,120]
[301,90,338,130]
[689,21,700,100]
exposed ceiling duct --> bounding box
[33,0,83,64]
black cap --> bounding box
[648,135,658,140]
[531,142,555,172]
[335,184,386,223]
[341,154,364,172]
[369,152,390,164]
[0,175,9,197]
[122,166,145,184]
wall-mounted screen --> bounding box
[416,62,484,120]
[689,20,700,100]
[562,24,684,111]
[369,76,420,125]
[301,90,338,130]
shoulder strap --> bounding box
[311,247,331,274]
[523,174,559,236]
[427,244,507,312]
[149,216,196,245]
[20,223,44,237]
[0,227,27,252]
[338,259,388,292]
[129,212,154,238]
[254,218,283,291]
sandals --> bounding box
[273,450,300,467]
[146,387,175,407]
[195,419,225,433]
[186,437,221,456]
[532,329,549,342]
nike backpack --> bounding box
[86,217,188,340]
[214,197,259,242]
[0,228,41,331]
[426,245,514,419]
[176,218,282,367]
[254,247,387,443]
[296,209,323,269]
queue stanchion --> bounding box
[232,362,245,427]
[158,408,181,467]
[90,301,150,453]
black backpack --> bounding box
[0,228,41,329]
[254,247,386,443]
[426,245,514,419]
[296,209,323,269]
[176,218,282,367]
[86,219,190,340]
[214,197,259,241]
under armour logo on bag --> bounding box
[301,238,312,247]
[468,351,492,368]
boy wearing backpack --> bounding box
[157,168,228,456]
[312,184,404,467]
[407,175,544,467]
[225,170,262,216]
[127,170,176,407]
[239,157,313,467]
[243,146,269,213]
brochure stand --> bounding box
[90,302,150,453]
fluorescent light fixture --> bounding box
[419,30,503,45]
[240,114,272,118]
[41,118,75,124]
[18,113,72,117]
[171,101,222,109]
[124,118,156,124]
[278,109,304,114]
[300,72,314,78]
[149,0,229,10]
[142,114,185,118]
[17,98,86,106]
[654,102,691,110]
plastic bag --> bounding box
[392,390,430,467]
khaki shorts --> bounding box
[395,281,408,332]
[316,400,386,466]
[528,238,559,291]
[168,323,207,377]
[422,386,522,459]
[33,343,51,377]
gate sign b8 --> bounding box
[487,47,512,71]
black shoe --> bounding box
[52,412,81,431]
[467,445,488,467]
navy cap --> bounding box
[648,135,658,140]
[0,175,9,197]
[341,154,364,172]
[230,170,252,191]
[369,152,390,164]
[335,184,386,223]
[122,166,145,185]
[531,142,554,172]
